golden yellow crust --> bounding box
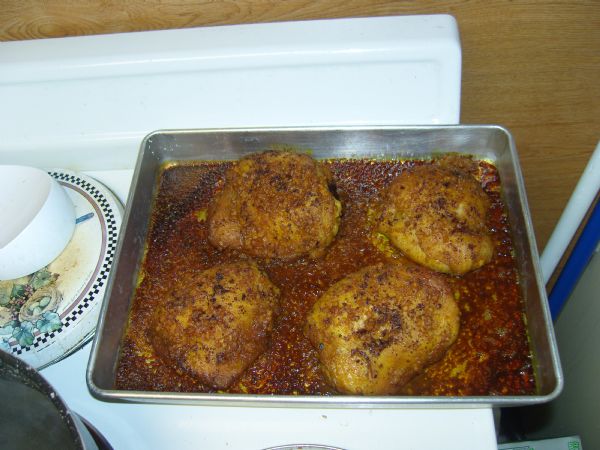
[305,263,460,395]
[375,158,494,275]
[149,261,280,390]
[207,150,341,259]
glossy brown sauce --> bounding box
[115,158,536,396]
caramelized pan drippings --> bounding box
[115,158,535,396]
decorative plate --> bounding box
[0,170,122,369]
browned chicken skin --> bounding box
[207,150,341,259]
[375,156,494,275]
[305,263,460,395]
[149,261,280,390]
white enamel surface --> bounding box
[0,15,461,171]
[1,15,496,450]
[0,166,75,280]
[43,343,497,450]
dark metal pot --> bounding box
[0,349,98,450]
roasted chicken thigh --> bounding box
[208,150,341,259]
[305,263,460,395]
[375,157,494,275]
[149,261,280,390]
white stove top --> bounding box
[44,340,496,449]
[0,15,497,449]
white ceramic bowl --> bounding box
[0,166,75,280]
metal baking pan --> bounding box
[87,125,563,407]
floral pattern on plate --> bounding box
[0,170,122,368]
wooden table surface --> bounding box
[2,1,599,275]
